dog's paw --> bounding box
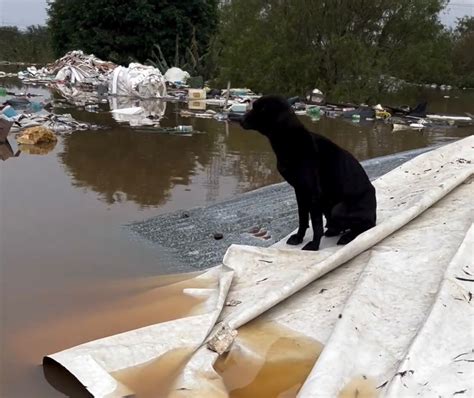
[337,231,358,245]
[302,241,320,251]
[287,234,304,245]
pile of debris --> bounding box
[18,50,116,84]
[2,98,99,133]
[18,51,168,105]
[13,51,473,131]
[10,112,99,133]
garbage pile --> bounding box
[11,50,473,130]
[11,112,98,133]
[282,89,474,131]
[18,50,116,84]
[17,51,168,106]
[2,99,99,133]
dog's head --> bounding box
[240,95,300,137]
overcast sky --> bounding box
[0,0,472,29]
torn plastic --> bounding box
[18,51,116,84]
[10,112,98,133]
[44,137,474,397]
[164,67,190,85]
[53,83,107,107]
[109,64,167,98]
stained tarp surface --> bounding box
[46,136,474,397]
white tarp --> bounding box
[47,267,234,397]
[109,64,167,98]
[384,225,474,397]
[164,67,190,84]
[297,184,473,397]
[45,136,474,397]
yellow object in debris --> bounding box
[375,110,391,119]
[16,126,57,145]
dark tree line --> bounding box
[0,26,54,63]
[1,1,472,100]
[214,0,471,101]
[47,0,219,68]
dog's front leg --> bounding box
[302,198,324,251]
[286,189,309,245]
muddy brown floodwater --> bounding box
[0,71,473,397]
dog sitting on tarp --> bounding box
[241,95,376,251]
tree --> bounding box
[452,16,474,87]
[215,0,453,101]
[0,25,54,63]
[47,0,219,66]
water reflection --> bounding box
[58,117,281,207]
[19,140,57,155]
[59,128,211,206]
[109,97,167,126]
[58,97,473,208]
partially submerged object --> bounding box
[164,67,191,85]
[16,126,57,145]
[19,50,116,84]
[0,138,20,160]
[44,136,474,397]
[0,116,13,142]
[109,63,167,98]
[10,112,98,133]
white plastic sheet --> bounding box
[109,64,167,98]
[19,50,116,83]
[47,267,234,397]
[384,224,474,397]
[164,67,190,84]
[45,136,474,397]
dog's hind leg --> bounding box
[324,202,348,237]
[337,220,374,245]
[335,205,376,245]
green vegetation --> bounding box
[452,16,474,88]
[47,0,219,66]
[213,0,464,101]
[0,2,472,99]
[0,26,54,63]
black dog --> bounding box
[240,95,376,251]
